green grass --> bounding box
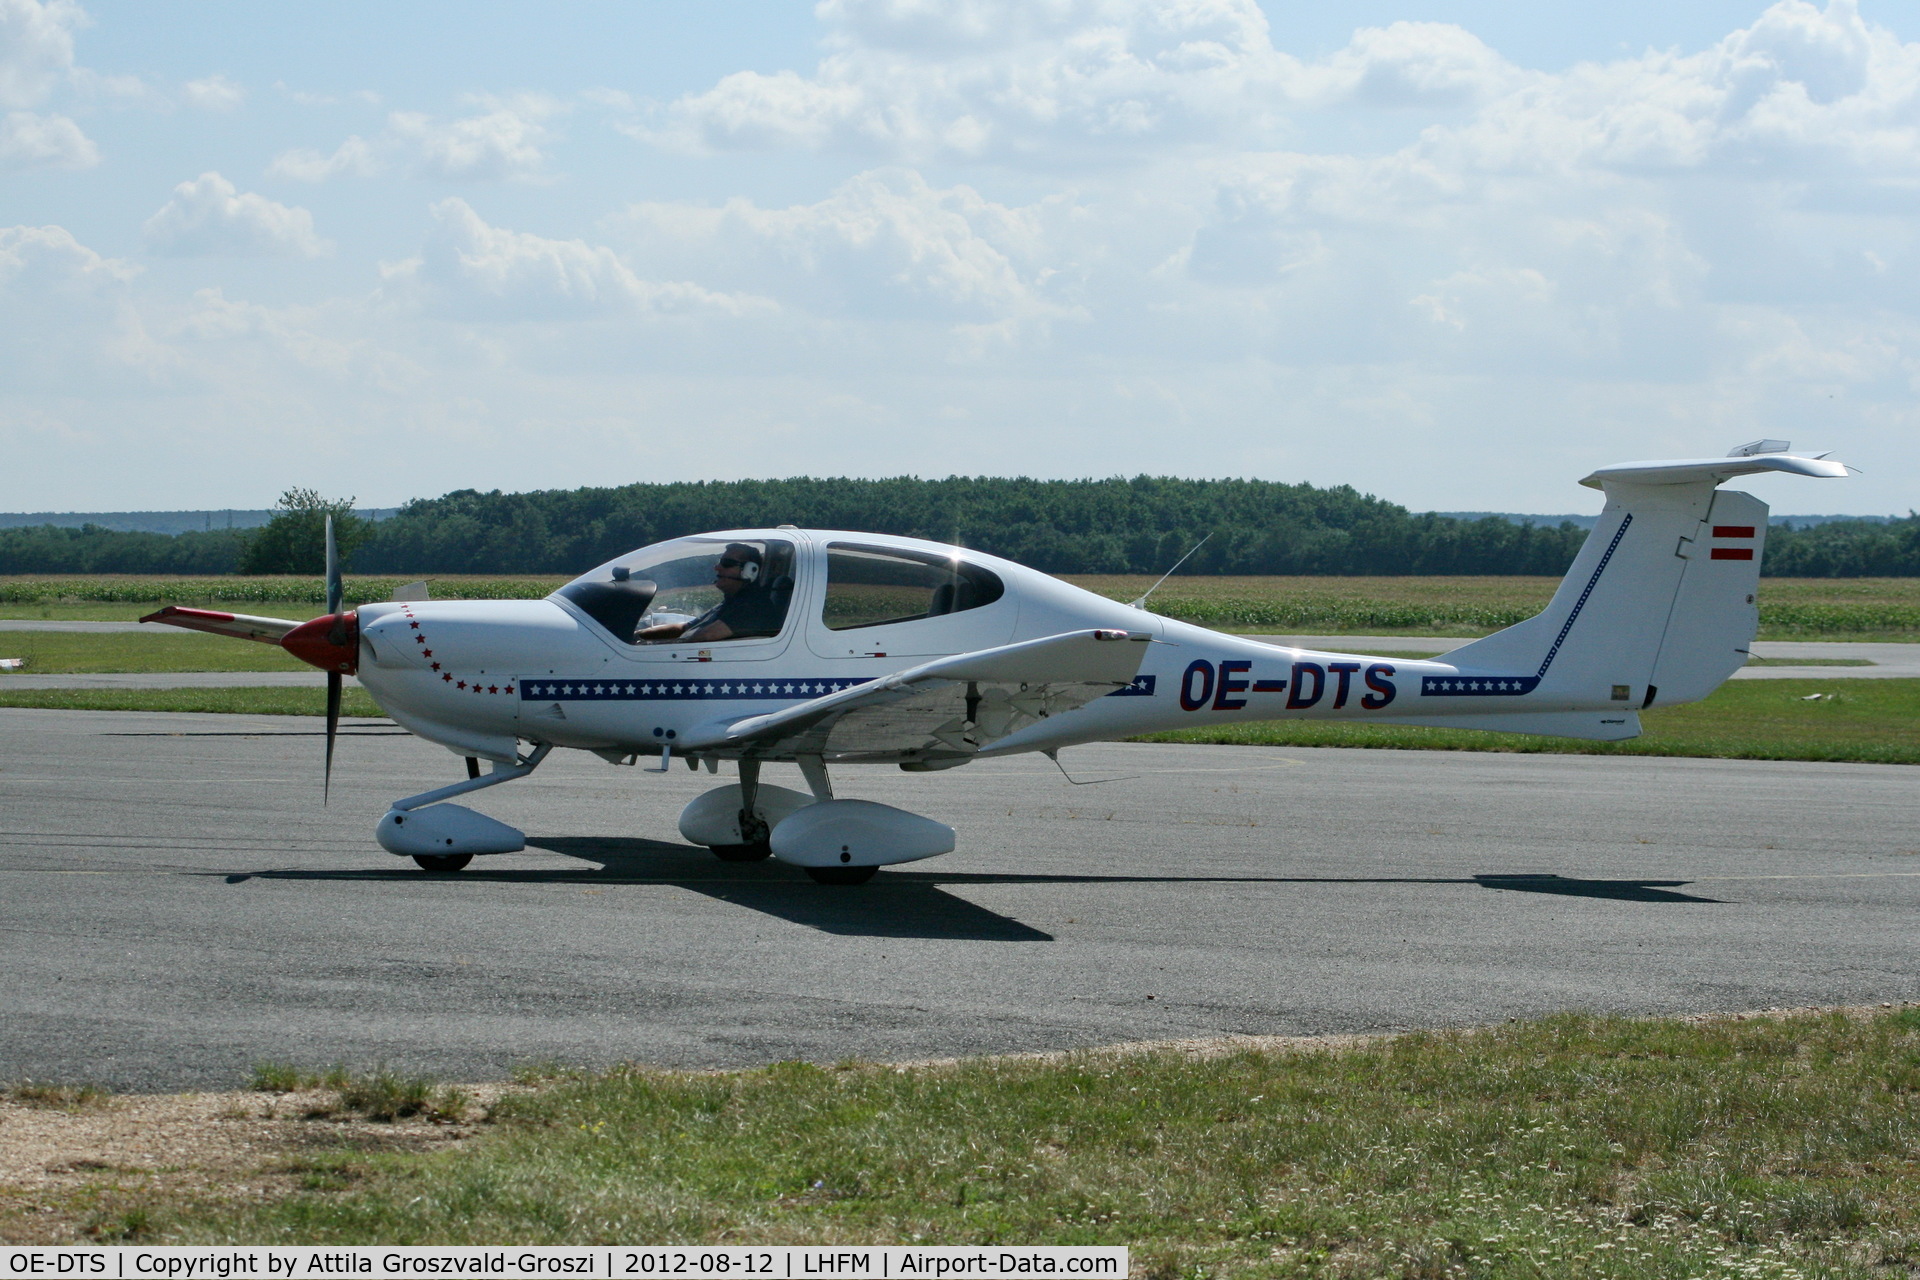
[1064,575,1920,641]
[0,686,385,717]
[1139,677,1920,765]
[5,1081,111,1111]
[89,1008,1920,1276]
[0,630,309,672]
[248,1064,468,1122]
[0,574,564,618]
[6,574,1920,640]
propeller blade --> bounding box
[324,669,341,802]
[324,514,343,617]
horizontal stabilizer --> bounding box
[139,605,300,644]
[1579,453,1849,490]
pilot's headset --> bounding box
[722,543,762,584]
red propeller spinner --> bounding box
[280,611,359,674]
[137,515,357,798]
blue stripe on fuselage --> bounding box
[520,676,873,702]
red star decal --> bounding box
[504,685,515,694]
[430,662,441,671]
[487,685,498,694]
[443,674,453,683]
[421,649,431,657]
[472,684,483,693]
[456,680,466,689]
[409,621,419,629]
[415,635,426,644]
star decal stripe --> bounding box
[1420,513,1634,699]
[1421,675,1542,697]
[518,676,875,702]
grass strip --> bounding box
[1068,575,1920,640]
[79,1007,1920,1276]
[0,630,310,673]
[0,574,565,611]
[0,686,385,717]
[1138,678,1920,765]
[6,575,1920,640]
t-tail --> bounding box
[1397,443,1850,739]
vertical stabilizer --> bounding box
[1421,447,1843,720]
[1445,480,1716,709]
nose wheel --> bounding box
[412,853,473,873]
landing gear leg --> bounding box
[797,754,833,801]
[710,757,774,862]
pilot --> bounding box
[635,543,784,643]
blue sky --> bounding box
[3,0,1916,514]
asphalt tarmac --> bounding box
[2,705,1916,1091]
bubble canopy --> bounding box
[553,536,796,643]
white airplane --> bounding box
[145,444,1848,884]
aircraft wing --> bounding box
[680,628,1151,762]
[140,605,301,644]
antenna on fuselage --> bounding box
[1127,532,1212,610]
[1044,749,1138,787]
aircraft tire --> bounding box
[709,842,773,862]
[412,853,474,873]
[804,865,878,886]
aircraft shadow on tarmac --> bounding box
[214,837,1720,941]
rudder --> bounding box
[1644,489,1767,706]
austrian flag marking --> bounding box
[1710,524,1756,561]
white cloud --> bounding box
[0,0,95,169]
[642,0,1294,162]
[0,0,81,109]
[182,72,245,110]
[388,106,552,179]
[1302,22,1520,108]
[0,223,163,393]
[639,1,1536,164]
[382,198,768,319]
[10,0,1920,513]
[611,169,1081,331]
[274,83,382,107]
[141,172,330,258]
[0,108,94,169]
[0,222,135,292]
[269,134,379,181]
[269,103,561,182]
[642,0,1920,182]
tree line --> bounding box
[0,477,1912,577]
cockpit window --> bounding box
[555,537,795,643]
[822,543,1004,631]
